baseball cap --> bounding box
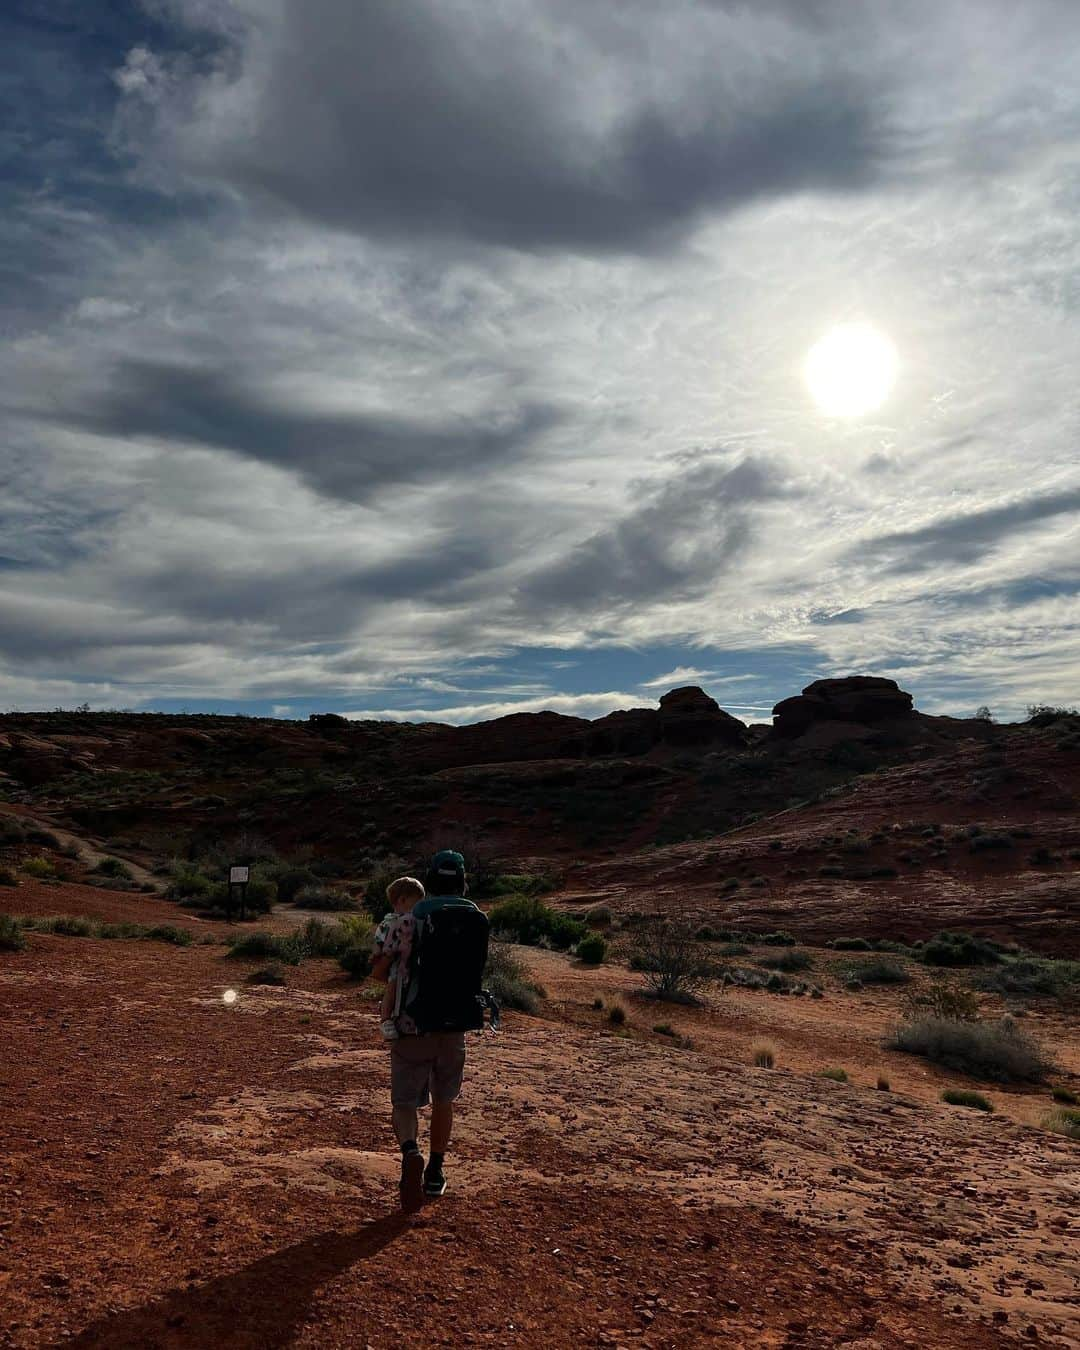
[430,849,466,884]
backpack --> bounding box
[400,903,500,1034]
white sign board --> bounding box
[229,866,250,885]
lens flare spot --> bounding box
[222,988,238,1005]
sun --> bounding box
[804,322,898,418]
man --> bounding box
[382,848,482,1211]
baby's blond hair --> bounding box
[386,875,424,907]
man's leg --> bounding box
[424,1035,466,1197]
[392,1104,419,1149]
[430,1100,453,1153]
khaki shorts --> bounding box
[390,1032,467,1109]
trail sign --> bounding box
[227,865,251,922]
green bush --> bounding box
[977,958,1080,1000]
[757,950,813,973]
[297,917,351,958]
[488,895,586,949]
[484,942,546,1013]
[920,930,1003,967]
[845,958,910,985]
[295,884,357,912]
[888,1015,1052,1083]
[166,868,213,901]
[143,924,194,946]
[0,914,26,951]
[969,833,1013,852]
[25,828,60,848]
[576,934,607,965]
[27,914,95,936]
[653,1023,676,1037]
[226,932,304,965]
[274,868,320,904]
[830,937,872,951]
[1052,1087,1078,1105]
[942,1089,994,1112]
[0,867,18,887]
[338,945,372,979]
[21,857,55,878]
[93,857,133,880]
[0,821,26,845]
[758,931,797,947]
[1042,1107,1080,1140]
[817,1067,848,1082]
[903,979,980,1022]
[607,1002,626,1025]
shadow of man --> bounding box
[62,1211,409,1349]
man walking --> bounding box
[380,849,486,1212]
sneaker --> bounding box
[399,1148,425,1213]
[379,1019,400,1041]
[423,1162,447,1197]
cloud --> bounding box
[522,456,796,612]
[139,0,890,255]
[640,666,719,689]
[853,487,1080,572]
[55,360,560,505]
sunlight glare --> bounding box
[222,988,238,1005]
[804,322,898,418]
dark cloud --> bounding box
[58,360,559,503]
[192,0,887,254]
[854,488,1080,572]
[521,456,794,610]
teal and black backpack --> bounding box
[401,904,500,1033]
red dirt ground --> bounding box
[1,900,1077,1349]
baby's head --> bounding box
[386,875,424,914]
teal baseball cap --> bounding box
[431,849,466,885]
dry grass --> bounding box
[752,1040,777,1069]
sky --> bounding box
[2,0,1079,726]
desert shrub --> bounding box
[0,821,26,845]
[21,856,55,878]
[607,1001,627,1026]
[889,1015,1052,1082]
[653,1023,676,1037]
[226,932,304,966]
[338,945,372,980]
[757,949,813,973]
[818,1067,848,1082]
[903,979,980,1022]
[576,934,607,965]
[876,1076,890,1091]
[27,914,95,936]
[338,913,375,948]
[591,996,604,1010]
[166,868,213,901]
[296,917,351,958]
[486,872,556,898]
[969,832,1014,853]
[977,958,1080,1000]
[1051,1087,1078,1105]
[942,1088,994,1112]
[629,921,715,1003]
[720,942,751,956]
[0,914,26,951]
[96,922,145,940]
[758,931,797,947]
[143,925,194,946]
[93,857,133,880]
[845,958,910,985]
[248,963,288,986]
[0,867,18,887]
[919,930,1003,967]
[488,896,586,950]
[275,867,320,904]
[295,884,357,912]
[585,905,612,927]
[830,937,872,951]
[1042,1108,1080,1140]
[484,942,545,1012]
[752,1041,776,1069]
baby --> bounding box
[372,875,424,1041]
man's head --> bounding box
[425,848,467,897]
[386,875,424,914]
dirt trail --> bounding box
[1,932,1076,1348]
[0,803,163,893]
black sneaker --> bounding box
[400,1148,425,1213]
[423,1162,447,1198]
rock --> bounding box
[657,687,747,749]
[772,676,914,738]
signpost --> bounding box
[228,865,250,923]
